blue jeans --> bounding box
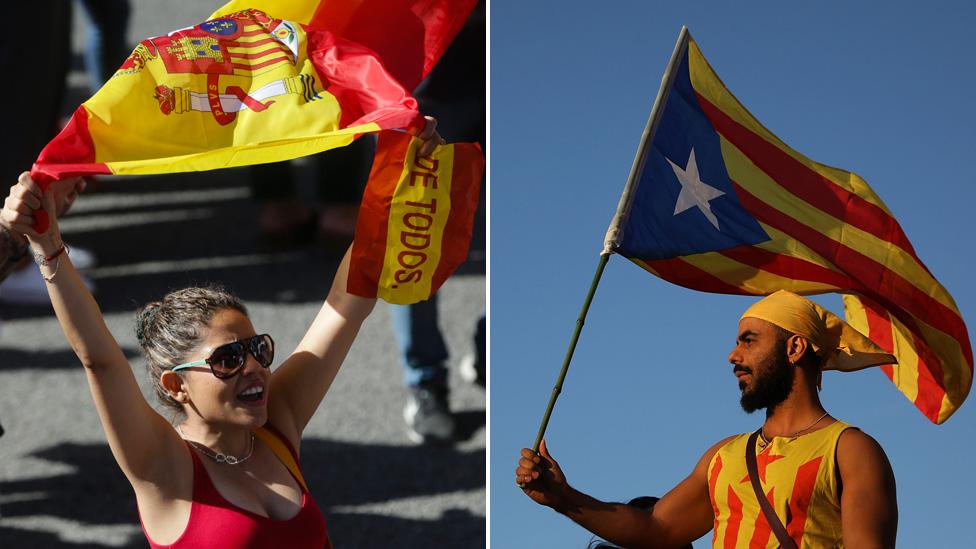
[392,296,486,388]
[392,2,485,390]
[393,296,449,387]
[79,0,131,92]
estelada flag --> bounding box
[605,30,972,424]
[209,0,481,91]
[32,8,422,187]
[348,131,483,304]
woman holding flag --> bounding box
[0,123,442,548]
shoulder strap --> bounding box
[253,426,309,493]
[746,430,797,549]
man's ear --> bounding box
[786,334,811,366]
[160,370,188,403]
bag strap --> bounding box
[254,426,309,493]
[746,430,797,549]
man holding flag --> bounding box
[516,26,970,549]
[517,291,898,548]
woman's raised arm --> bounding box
[268,118,445,444]
[267,246,376,444]
[1,173,183,486]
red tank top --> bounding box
[141,425,331,548]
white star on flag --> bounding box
[667,148,725,230]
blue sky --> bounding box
[490,1,976,547]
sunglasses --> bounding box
[172,334,275,379]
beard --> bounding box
[739,344,795,413]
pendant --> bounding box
[215,452,239,464]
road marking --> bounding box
[86,252,305,279]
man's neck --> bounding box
[762,381,828,438]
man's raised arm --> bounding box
[516,437,731,548]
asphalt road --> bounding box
[0,3,486,547]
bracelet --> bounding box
[40,255,62,282]
[31,242,66,266]
[32,243,69,283]
[44,244,67,263]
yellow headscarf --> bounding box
[740,290,896,372]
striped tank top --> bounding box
[708,420,853,549]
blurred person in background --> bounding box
[586,497,694,549]
[250,139,375,247]
[0,0,131,304]
[395,0,485,445]
[77,0,132,93]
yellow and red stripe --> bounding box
[31,9,422,184]
[619,35,971,423]
[348,131,483,304]
[226,23,294,74]
[210,0,480,91]
[708,423,848,548]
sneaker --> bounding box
[459,353,486,388]
[403,384,456,444]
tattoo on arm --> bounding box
[0,226,29,281]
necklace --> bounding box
[758,411,830,448]
[176,425,255,465]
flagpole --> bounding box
[528,27,691,455]
[529,252,610,452]
[603,25,690,254]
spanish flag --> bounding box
[209,0,480,90]
[606,29,971,424]
[348,131,483,304]
[30,4,483,305]
[32,8,422,184]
